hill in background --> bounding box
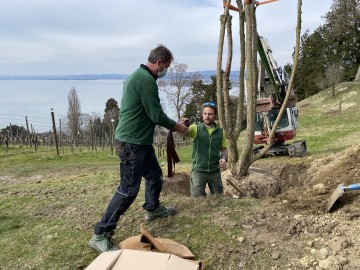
[296,81,360,155]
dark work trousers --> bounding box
[94,141,163,234]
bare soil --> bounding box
[162,144,360,269]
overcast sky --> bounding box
[0,0,333,75]
[0,0,333,132]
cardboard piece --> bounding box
[87,224,201,270]
[85,250,123,270]
[85,249,201,270]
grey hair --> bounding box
[148,44,174,64]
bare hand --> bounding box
[219,158,227,168]
[174,122,189,134]
[179,117,188,123]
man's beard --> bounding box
[204,119,214,126]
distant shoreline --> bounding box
[0,74,128,80]
[0,70,240,81]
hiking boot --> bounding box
[145,205,176,221]
[88,232,119,253]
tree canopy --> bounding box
[295,0,360,100]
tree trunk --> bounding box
[216,4,229,127]
[355,65,360,81]
[217,1,241,173]
[236,1,257,177]
[226,0,246,174]
[234,0,246,139]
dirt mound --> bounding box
[162,173,191,196]
[162,143,360,213]
[274,144,360,215]
[150,145,360,268]
[309,143,360,188]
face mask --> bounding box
[157,63,168,78]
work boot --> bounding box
[88,232,119,253]
[145,205,176,221]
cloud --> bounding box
[0,0,332,75]
[0,0,334,131]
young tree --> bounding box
[67,87,81,146]
[79,113,91,145]
[217,0,302,181]
[324,63,343,98]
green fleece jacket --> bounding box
[115,65,176,145]
[191,122,224,172]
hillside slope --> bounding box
[296,81,360,155]
[194,81,360,269]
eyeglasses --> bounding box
[202,102,216,107]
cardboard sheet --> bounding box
[85,249,201,270]
[85,250,122,270]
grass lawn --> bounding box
[1,145,263,270]
[1,81,359,269]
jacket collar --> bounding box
[140,64,157,80]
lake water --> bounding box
[0,79,176,132]
[0,79,239,132]
[0,80,124,132]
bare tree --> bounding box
[315,74,327,90]
[316,63,343,97]
[159,63,201,119]
[79,113,91,143]
[325,63,343,98]
[67,87,81,146]
[217,0,302,179]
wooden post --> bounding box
[90,119,94,151]
[51,109,60,155]
[25,116,31,146]
[59,118,64,154]
[110,119,115,156]
[9,123,14,146]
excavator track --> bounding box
[253,140,307,158]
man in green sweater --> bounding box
[88,45,189,253]
[187,102,227,197]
